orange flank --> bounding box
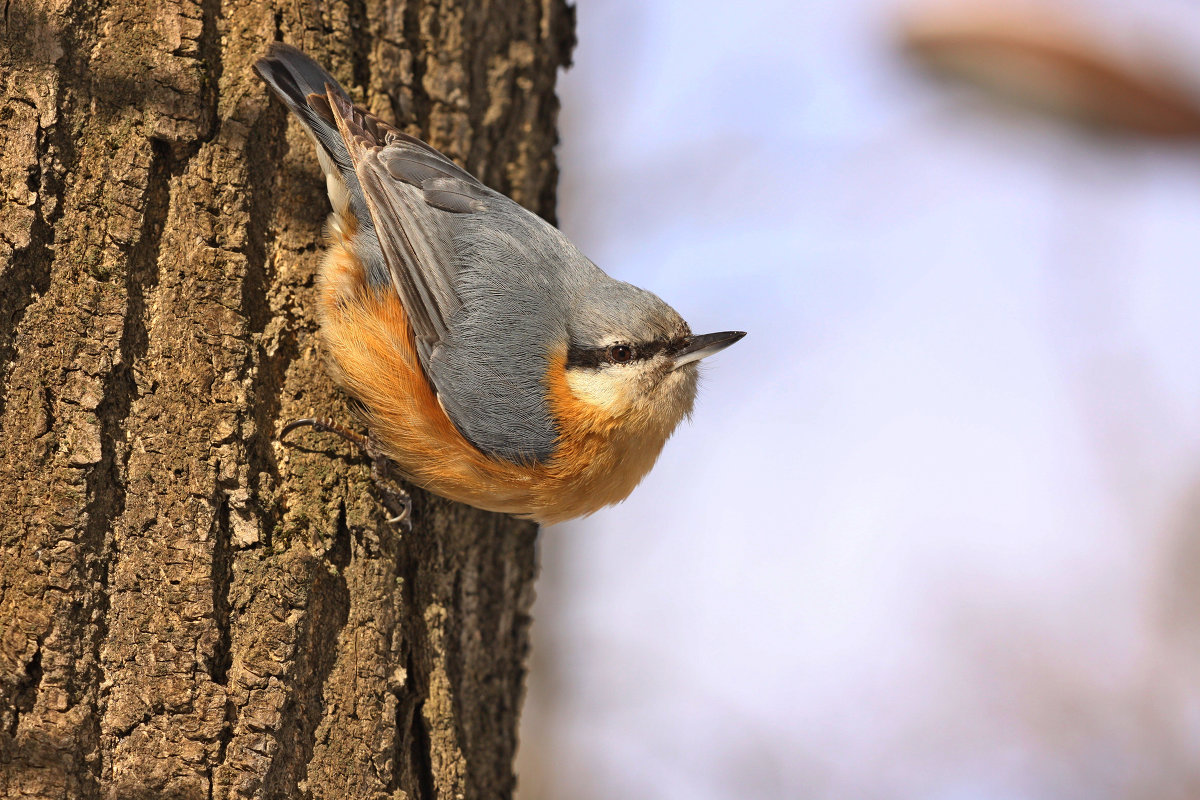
[316,239,678,525]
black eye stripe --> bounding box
[638,340,672,358]
[565,339,676,369]
[564,347,607,369]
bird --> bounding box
[255,43,745,526]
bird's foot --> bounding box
[365,433,412,529]
[280,417,412,531]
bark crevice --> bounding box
[346,0,372,97]
[258,523,352,797]
[83,136,171,542]
[208,491,233,688]
[4,641,42,740]
[198,0,223,144]
[410,696,436,800]
[237,74,291,540]
[0,187,54,419]
[401,0,431,132]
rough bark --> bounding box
[0,0,574,796]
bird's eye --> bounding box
[607,344,634,364]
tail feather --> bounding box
[254,43,389,287]
[255,44,360,217]
[256,43,347,107]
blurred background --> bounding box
[515,0,1200,797]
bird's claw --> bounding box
[369,445,413,532]
[280,416,413,530]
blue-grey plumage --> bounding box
[257,45,744,522]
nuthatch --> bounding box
[256,44,744,525]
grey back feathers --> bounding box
[256,45,686,464]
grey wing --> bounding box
[328,93,486,362]
[326,93,563,462]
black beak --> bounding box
[672,331,746,369]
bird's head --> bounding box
[562,281,744,435]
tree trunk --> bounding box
[0,0,574,796]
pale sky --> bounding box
[519,1,1200,798]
